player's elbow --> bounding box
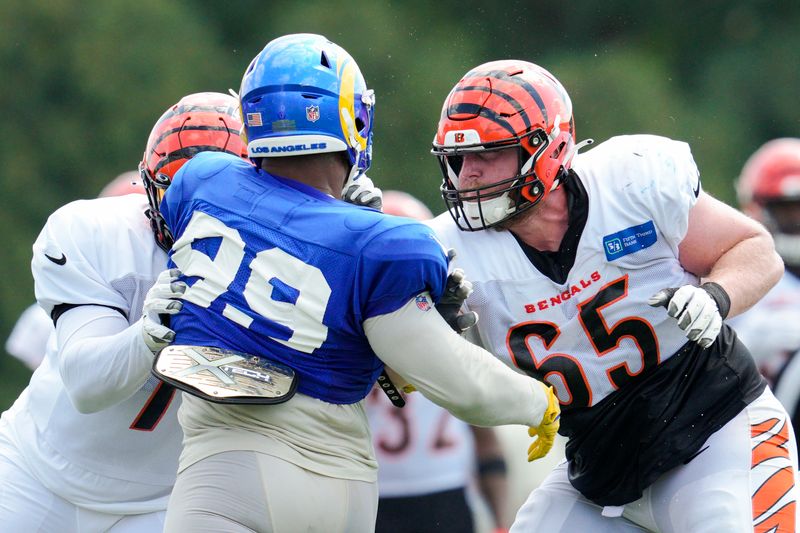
[764,247,784,290]
[59,356,111,413]
[66,388,105,414]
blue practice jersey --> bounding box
[160,152,448,404]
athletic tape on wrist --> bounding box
[477,457,508,476]
[700,282,731,319]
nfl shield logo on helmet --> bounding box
[306,105,320,123]
[415,295,432,312]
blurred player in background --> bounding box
[0,93,247,532]
[4,171,145,371]
[159,34,559,533]
[97,170,146,198]
[367,190,511,533]
[427,60,797,531]
[731,138,800,440]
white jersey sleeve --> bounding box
[32,197,153,318]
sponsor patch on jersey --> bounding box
[603,220,657,261]
[415,294,432,311]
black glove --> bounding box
[436,249,479,334]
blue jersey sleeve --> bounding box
[357,221,449,320]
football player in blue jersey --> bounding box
[157,34,559,532]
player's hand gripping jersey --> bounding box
[2,194,182,512]
[160,152,448,404]
[428,135,766,506]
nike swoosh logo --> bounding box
[45,253,67,265]
[693,175,701,197]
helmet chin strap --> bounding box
[341,163,364,195]
[564,138,595,167]
[463,193,515,226]
[340,107,365,194]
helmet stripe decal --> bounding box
[338,59,367,151]
[469,69,549,124]
[447,103,516,136]
[455,84,533,132]
[153,104,239,128]
[153,146,244,174]
[150,125,240,154]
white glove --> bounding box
[141,268,186,353]
[648,283,729,348]
[342,174,383,210]
[436,249,479,334]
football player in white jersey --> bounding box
[427,60,799,532]
[731,138,800,441]
[367,190,511,533]
[161,34,559,533]
[0,92,248,532]
[4,171,146,371]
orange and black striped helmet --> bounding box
[139,92,248,251]
[432,60,576,230]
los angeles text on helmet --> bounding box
[252,142,328,154]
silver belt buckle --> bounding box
[153,345,297,404]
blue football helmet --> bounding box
[239,33,375,187]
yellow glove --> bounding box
[527,383,561,462]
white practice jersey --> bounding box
[728,271,800,378]
[428,135,699,410]
[0,194,182,514]
[365,387,474,498]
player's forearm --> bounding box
[56,306,154,413]
[702,232,783,318]
[364,296,547,427]
[472,426,511,529]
